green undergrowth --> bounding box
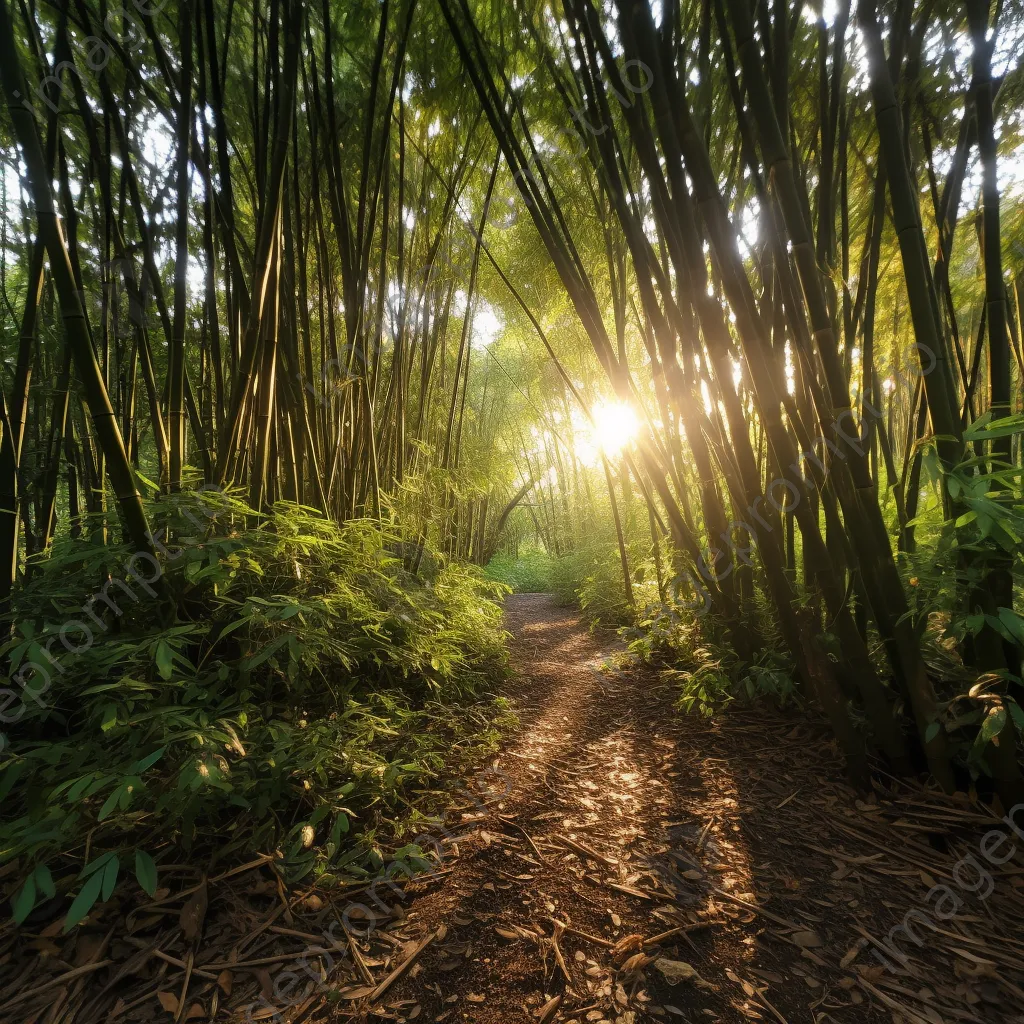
[483,546,553,592]
[550,543,660,627]
[625,603,800,716]
[0,490,513,931]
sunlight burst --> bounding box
[579,399,640,464]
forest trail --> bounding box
[323,596,1023,1024]
[9,598,1022,1023]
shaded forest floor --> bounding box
[6,596,1024,1023]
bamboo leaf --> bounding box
[128,747,166,774]
[34,863,55,900]
[964,413,1024,440]
[981,707,1007,744]
[98,786,124,822]
[1009,702,1024,735]
[11,874,36,924]
[998,608,1024,646]
[80,852,117,878]
[99,704,118,732]
[63,871,105,932]
[155,640,175,681]
[101,855,119,901]
[135,850,158,896]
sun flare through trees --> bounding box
[1,0,1024,1018]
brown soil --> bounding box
[306,595,1024,1024]
[7,595,1024,1024]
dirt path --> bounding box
[15,596,1021,1023]
[310,595,1024,1024]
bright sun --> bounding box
[587,399,640,461]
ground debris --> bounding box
[6,596,1023,1024]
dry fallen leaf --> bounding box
[179,880,208,942]
[840,941,863,968]
[537,995,562,1023]
[791,929,823,948]
[654,958,713,989]
[611,933,644,959]
[74,935,106,965]
[620,952,653,974]
[857,965,886,983]
[340,986,376,1001]
[256,968,275,999]
[216,970,233,996]
[156,991,179,1014]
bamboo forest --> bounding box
[2,0,1024,1019]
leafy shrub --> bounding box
[484,547,553,592]
[661,649,799,717]
[548,549,587,608]
[576,544,636,625]
[668,657,735,717]
[891,419,1024,776]
[550,541,655,626]
[0,490,511,929]
[626,601,798,715]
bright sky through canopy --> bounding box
[573,399,640,466]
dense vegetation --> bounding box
[0,0,1022,940]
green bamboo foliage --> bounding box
[435,0,1023,792]
[0,0,1021,800]
[0,5,153,557]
